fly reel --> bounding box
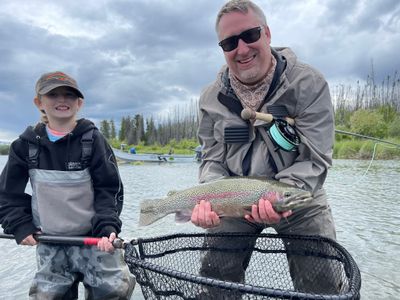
[268,119,300,151]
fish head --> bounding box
[282,189,312,202]
[271,185,313,212]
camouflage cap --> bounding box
[35,71,84,98]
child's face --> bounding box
[35,86,83,123]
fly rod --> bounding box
[241,108,400,148]
[334,129,400,147]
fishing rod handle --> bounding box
[0,233,124,249]
[241,108,295,125]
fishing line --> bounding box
[354,142,399,183]
[356,143,378,181]
[335,142,395,189]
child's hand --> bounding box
[20,231,42,246]
[97,232,117,252]
[20,234,38,246]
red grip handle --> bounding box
[83,237,101,246]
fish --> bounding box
[139,177,313,226]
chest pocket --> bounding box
[29,168,95,235]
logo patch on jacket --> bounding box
[66,161,82,170]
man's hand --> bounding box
[245,192,292,224]
[191,200,220,229]
[97,232,117,252]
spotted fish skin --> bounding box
[139,177,313,226]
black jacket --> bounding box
[0,119,123,243]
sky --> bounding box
[0,0,399,142]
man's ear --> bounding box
[263,25,271,45]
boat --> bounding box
[113,148,199,163]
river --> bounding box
[0,155,399,299]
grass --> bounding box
[334,139,400,159]
[112,138,199,155]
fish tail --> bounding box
[139,198,168,226]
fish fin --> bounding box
[139,198,168,226]
[175,210,192,223]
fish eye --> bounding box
[284,192,292,197]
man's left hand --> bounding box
[245,192,292,224]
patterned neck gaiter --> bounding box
[229,55,277,111]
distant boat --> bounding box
[113,148,199,163]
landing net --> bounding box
[124,233,361,300]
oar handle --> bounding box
[0,233,124,248]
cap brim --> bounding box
[38,83,84,99]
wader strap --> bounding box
[28,142,39,168]
[217,92,244,117]
[81,129,94,168]
[258,127,286,173]
[216,59,287,176]
[28,129,94,170]
[264,50,287,102]
[242,143,253,176]
[217,90,252,175]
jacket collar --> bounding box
[217,47,287,117]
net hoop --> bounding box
[125,233,361,300]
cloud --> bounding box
[0,0,399,140]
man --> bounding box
[191,0,341,295]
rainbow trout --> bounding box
[139,177,313,226]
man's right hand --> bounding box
[191,200,220,229]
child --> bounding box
[0,71,135,299]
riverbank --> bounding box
[120,139,400,160]
[2,138,400,159]
[334,139,400,159]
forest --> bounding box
[99,69,400,158]
[1,69,398,158]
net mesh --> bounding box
[124,233,361,300]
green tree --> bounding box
[119,117,128,141]
[0,144,10,155]
[110,119,116,139]
[134,114,145,144]
[99,120,110,139]
[334,107,352,127]
[145,117,156,145]
[388,116,400,137]
[377,104,397,123]
[350,109,387,138]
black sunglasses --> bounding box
[218,26,263,52]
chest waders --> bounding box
[217,51,300,175]
[28,130,96,235]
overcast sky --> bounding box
[0,0,399,142]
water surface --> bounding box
[0,156,398,299]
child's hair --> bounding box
[40,110,49,124]
[34,95,49,124]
